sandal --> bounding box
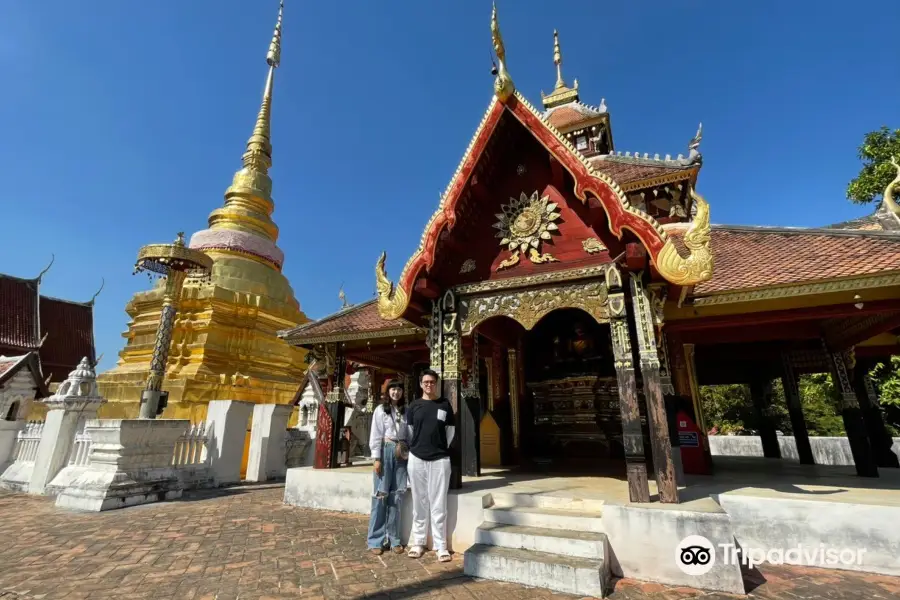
[392,546,405,554]
[407,546,424,559]
[369,548,383,556]
[437,549,452,563]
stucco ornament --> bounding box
[494,191,561,270]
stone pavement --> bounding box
[0,484,898,599]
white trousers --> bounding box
[407,453,451,551]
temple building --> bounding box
[97,2,309,422]
[280,11,900,506]
[0,264,97,389]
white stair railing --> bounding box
[13,421,44,463]
[172,421,209,467]
[68,431,92,466]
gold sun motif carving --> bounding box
[493,191,561,270]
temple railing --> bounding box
[172,421,209,467]
[13,421,44,463]
[68,431,92,467]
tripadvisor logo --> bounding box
[675,535,868,575]
[676,535,715,575]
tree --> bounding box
[846,126,900,205]
[869,357,900,435]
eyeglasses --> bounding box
[421,380,437,386]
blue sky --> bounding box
[1,1,898,373]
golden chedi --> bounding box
[98,2,308,422]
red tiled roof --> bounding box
[589,157,695,188]
[545,105,599,130]
[0,275,40,351]
[38,297,95,379]
[280,300,423,344]
[690,227,900,296]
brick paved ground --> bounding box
[0,484,898,599]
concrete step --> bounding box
[484,505,605,533]
[489,491,606,512]
[464,544,609,598]
[475,521,608,560]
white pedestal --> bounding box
[246,404,293,482]
[29,400,101,495]
[55,419,188,512]
[0,420,24,474]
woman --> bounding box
[366,379,410,555]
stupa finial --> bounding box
[241,0,284,174]
[553,29,566,90]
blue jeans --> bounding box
[366,441,408,549]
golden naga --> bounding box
[491,3,514,103]
[884,157,900,217]
[376,252,409,320]
[654,188,714,286]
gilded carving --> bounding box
[582,237,606,254]
[459,259,477,274]
[630,274,660,369]
[604,264,623,291]
[428,301,442,374]
[825,341,859,410]
[494,191,562,270]
[459,280,609,334]
[463,334,480,399]
[655,188,714,286]
[455,265,607,295]
[491,3,515,103]
[608,291,626,318]
[610,319,633,370]
[375,251,409,320]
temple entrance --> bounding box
[474,308,640,476]
[522,309,627,473]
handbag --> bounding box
[392,407,410,461]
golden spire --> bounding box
[491,2,515,103]
[541,28,579,109]
[553,29,566,90]
[241,0,284,175]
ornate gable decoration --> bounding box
[374,4,714,320]
[494,191,561,270]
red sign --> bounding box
[676,410,710,475]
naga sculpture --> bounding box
[376,252,409,320]
[884,157,900,217]
[654,188,714,286]
[491,3,514,103]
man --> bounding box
[405,369,455,562]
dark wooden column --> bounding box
[749,378,782,459]
[607,265,650,503]
[630,274,678,503]
[436,290,477,489]
[853,359,899,468]
[779,351,815,465]
[824,344,878,478]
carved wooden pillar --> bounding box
[434,290,472,488]
[607,265,650,503]
[824,344,878,478]
[630,274,678,503]
[314,343,344,470]
[853,359,899,468]
[749,378,781,459]
[462,331,482,477]
[779,351,814,465]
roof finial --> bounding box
[491,2,514,103]
[241,0,284,175]
[688,122,703,163]
[88,278,105,306]
[36,254,55,283]
[339,284,349,309]
[553,29,566,90]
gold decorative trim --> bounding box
[618,168,698,193]
[375,251,409,320]
[582,237,606,254]
[655,188,713,286]
[691,271,900,307]
[283,327,425,347]
[455,264,608,295]
[459,280,609,334]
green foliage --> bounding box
[700,375,845,437]
[869,357,900,435]
[846,126,900,205]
